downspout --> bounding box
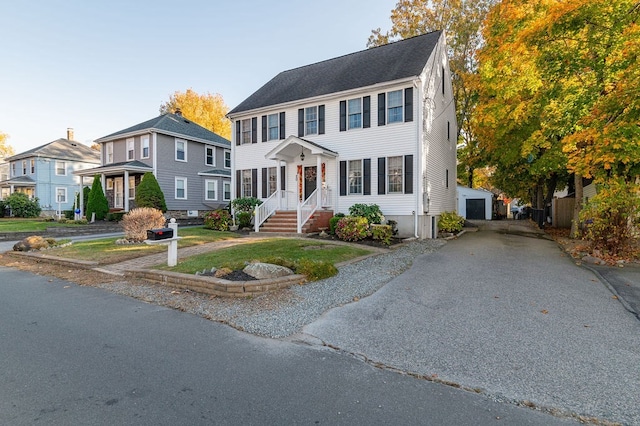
[414,78,421,238]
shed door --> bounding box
[466,199,486,220]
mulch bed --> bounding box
[199,270,258,281]
[307,233,403,248]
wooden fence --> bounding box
[552,197,575,228]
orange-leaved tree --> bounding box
[160,89,231,140]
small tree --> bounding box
[86,176,109,220]
[135,172,167,212]
[5,192,41,218]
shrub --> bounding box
[0,199,6,217]
[86,176,109,221]
[579,179,640,256]
[295,258,338,281]
[348,203,385,224]
[329,213,345,234]
[371,224,393,245]
[63,210,75,220]
[335,216,371,242]
[236,211,252,229]
[232,197,262,213]
[5,192,41,218]
[135,172,167,212]
[121,207,166,242]
[107,212,126,222]
[438,211,464,233]
[204,209,232,231]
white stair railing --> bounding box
[254,190,280,232]
[297,189,318,233]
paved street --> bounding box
[0,266,573,425]
[303,225,640,425]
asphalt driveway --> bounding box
[302,225,640,425]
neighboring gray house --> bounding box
[0,130,101,216]
[77,112,231,218]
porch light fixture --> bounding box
[300,148,305,161]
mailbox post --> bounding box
[145,218,180,267]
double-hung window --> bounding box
[387,156,403,193]
[127,138,135,160]
[223,181,231,201]
[268,167,277,196]
[241,119,252,144]
[205,146,215,166]
[11,163,16,177]
[175,177,187,199]
[241,169,252,197]
[141,136,149,159]
[55,161,66,176]
[22,160,27,175]
[387,90,403,123]
[175,139,187,161]
[128,176,136,199]
[267,114,279,140]
[348,98,362,129]
[224,150,231,168]
[106,142,114,164]
[305,107,318,135]
[348,160,362,194]
[30,159,35,174]
[205,179,217,201]
[56,187,67,203]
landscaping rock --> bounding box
[582,255,605,265]
[243,262,293,280]
[13,236,50,252]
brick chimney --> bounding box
[174,108,182,117]
[67,128,75,141]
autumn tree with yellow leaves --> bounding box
[160,89,231,140]
[0,132,15,159]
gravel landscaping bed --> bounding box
[87,239,445,338]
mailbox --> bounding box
[147,228,174,240]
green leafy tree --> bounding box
[86,176,109,220]
[5,192,41,218]
[135,172,167,212]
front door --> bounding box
[304,166,317,201]
[114,177,124,209]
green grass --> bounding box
[46,227,239,264]
[159,238,373,274]
[0,218,81,232]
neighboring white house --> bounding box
[457,186,493,220]
[227,31,457,239]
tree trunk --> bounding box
[535,179,544,209]
[570,174,584,239]
[467,167,474,188]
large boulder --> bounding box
[243,262,294,280]
[13,236,51,252]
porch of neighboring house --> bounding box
[253,136,336,234]
[0,176,36,200]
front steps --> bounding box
[259,210,333,234]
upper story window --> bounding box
[224,150,231,168]
[106,142,114,164]
[267,114,279,140]
[30,159,35,174]
[348,159,362,194]
[22,160,27,175]
[387,156,403,193]
[175,139,187,161]
[55,161,67,176]
[141,136,149,159]
[305,107,318,135]
[241,119,252,144]
[127,138,135,160]
[348,98,362,129]
[11,163,16,177]
[387,90,403,123]
[205,145,215,166]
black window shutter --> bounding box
[363,158,371,195]
[235,121,241,146]
[447,121,450,140]
[404,155,413,194]
[442,67,445,95]
[298,109,304,137]
[404,87,413,122]
[261,116,267,142]
[279,112,286,139]
[377,157,386,195]
[339,161,347,196]
[261,168,267,198]
[318,105,325,134]
[251,117,257,143]
[339,101,346,132]
[280,166,286,190]
[378,93,386,126]
[251,168,258,198]
[363,96,370,128]
[235,170,241,197]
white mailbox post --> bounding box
[145,218,181,267]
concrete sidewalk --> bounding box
[302,222,640,424]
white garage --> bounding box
[457,186,493,220]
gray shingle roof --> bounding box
[198,169,231,176]
[97,113,231,147]
[228,31,442,115]
[7,139,101,163]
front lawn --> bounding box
[0,218,81,232]
[160,238,373,274]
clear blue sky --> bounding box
[1,0,396,152]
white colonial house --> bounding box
[227,31,457,238]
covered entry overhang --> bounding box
[265,135,338,162]
[75,160,153,213]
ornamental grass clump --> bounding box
[335,216,371,242]
[122,207,166,242]
[204,209,232,231]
